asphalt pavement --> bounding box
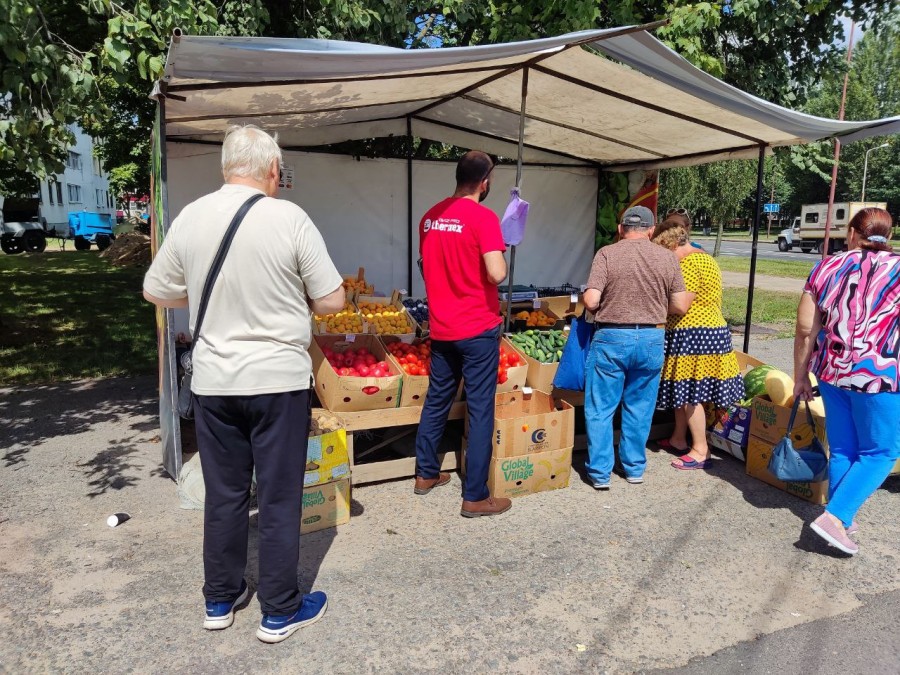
[694,238,815,263]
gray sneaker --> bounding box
[625,476,644,484]
[591,481,610,490]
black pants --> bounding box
[194,388,311,615]
[415,325,501,502]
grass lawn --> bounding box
[722,287,798,336]
[715,256,814,280]
[0,252,156,385]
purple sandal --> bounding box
[671,453,710,470]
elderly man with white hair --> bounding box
[144,125,345,644]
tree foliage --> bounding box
[2,0,896,202]
[783,18,900,219]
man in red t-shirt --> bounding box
[414,150,512,518]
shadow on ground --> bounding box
[0,376,160,493]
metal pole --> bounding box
[743,145,767,354]
[862,151,870,203]
[862,144,889,202]
[504,67,529,332]
[406,116,413,293]
[823,21,855,260]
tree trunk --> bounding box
[713,215,724,257]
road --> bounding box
[695,238,817,262]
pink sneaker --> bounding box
[810,514,858,555]
[846,521,859,537]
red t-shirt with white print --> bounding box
[419,197,505,341]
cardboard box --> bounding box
[356,292,417,336]
[312,303,363,335]
[341,266,373,301]
[746,436,828,504]
[380,335,430,408]
[735,350,766,372]
[750,396,828,448]
[305,429,350,486]
[301,477,351,534]
[310,334,402,411]
[501,300,565,331]
[497,336,529,393]
[707,430,746,462]
[710,403,753,449]
[541,294,583,323]
[462,437,572,499]
[490,389,575,457]
[505,329,568,392]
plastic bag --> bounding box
[552,313,593,391]
[500,187,529,246]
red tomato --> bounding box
[365,355,376,366]
[507,352,520,366]
[338,367,350,376]
[358,365,370,377]
[499,371,508,384]
[357,348,369,357]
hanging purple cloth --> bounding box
[500,187,529,246]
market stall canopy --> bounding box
[158,23,899,170]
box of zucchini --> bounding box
[506,329,569,392]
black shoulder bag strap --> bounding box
[182,194,265,372]
[190,193,265,356]
[177,193,264,420]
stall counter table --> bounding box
[319,390,673,485]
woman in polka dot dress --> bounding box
[651,215,743,470]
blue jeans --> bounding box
[818,381,900,527]
[415,325,501,502]
[585,328,665,484]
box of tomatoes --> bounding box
[381,336,432,407]
[310,334,403,411]
[497,337,528,393]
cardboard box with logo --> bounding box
[745,436,828,505]
[305,428,350,487]
[749,396,828,448]
[464,389,575,499]
[744,396,829,504]
[310,334,403,412]
[301,477,351,534]
[462,437,573,500]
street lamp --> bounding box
[861,142,889,202]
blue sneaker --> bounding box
[256,591,328,644]
[203,580,249,630]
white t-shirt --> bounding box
[143,183,342,396]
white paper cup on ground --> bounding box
[107,513,131,527]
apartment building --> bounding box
[35,125,116,233]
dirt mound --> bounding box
[100,232,151,267]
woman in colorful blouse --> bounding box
[794,207,900,556]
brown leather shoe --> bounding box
[414,472,451,495]
[460,496,512,518]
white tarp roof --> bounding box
[159,24,899,170]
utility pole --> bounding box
[766,175,775,237]
[823,21,855,259]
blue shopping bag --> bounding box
[552,313,593,391]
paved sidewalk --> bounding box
[720,270,805,294]
[1,376,898,673]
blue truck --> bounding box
[67,211,114,251]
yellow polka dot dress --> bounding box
[657,252,743,409]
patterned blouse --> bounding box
[805,249,900,393]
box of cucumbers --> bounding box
[507,329,567,364]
